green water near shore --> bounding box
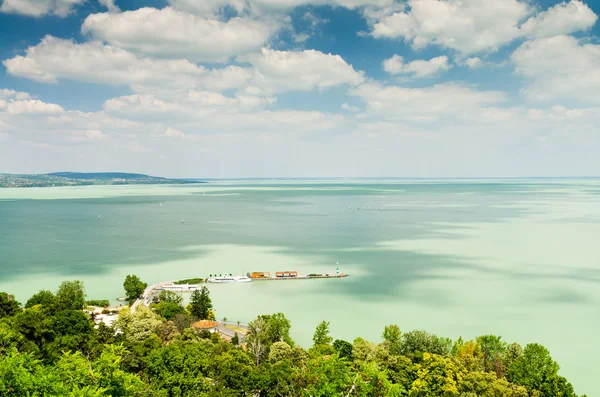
[1,179,599,394]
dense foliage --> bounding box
[0,279,586,397]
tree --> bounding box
[189,286,212,319]
[333,339,353,360]
[116,306,162,343]
[24,290,55,309]
[507,343,561,396]
[313,320,333,347]
[144,340,213,395]
[260,313,294,346]
[400,330,452,363]
[150,291,185,320]
[232,332,239,346]
[123,275,147,304]
[459,371,529,397]
[55,280,86,311]
[408,353,466,397]
[477,335,507,376]
[382,324,402,355]
[247,317,269,366]
[0,292,21,318]
[152,290,183,305]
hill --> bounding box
[0,172,200,187]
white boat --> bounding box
[207,275,252,283]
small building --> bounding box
[275,271,298,278]
[251,272,271,279]
[192,320,219,333]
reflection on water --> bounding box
[1,179,599,395]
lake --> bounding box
[1,179,598,395]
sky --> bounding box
[0,0,598,178]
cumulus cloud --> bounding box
[169,0,395,16]
[369,0,597,55]
[0,89,31,100]
[82,7,278,63]
[3,35,364,99]
[240,47,365,93]
[521,0,597,39]
[164,127,185,138]
[465,57,483,69]
[1,36,255,97]
[6,99,64,114]
[98,0,120,13]
[370,0,530,54]
[341,103,360,112]
[351,82,507,121]
[511,35,600,103]
[382,55,450,78]
[0,0,86,17]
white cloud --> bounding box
[521,0,597,39]
[0,0,86,17]
[164,127,185,138]
[81,7,278,63]
[341,103,360,112]
[370,0,530,55]
[511,35,600,103]
[6,99,64,114]
[3,36,206,86]
[1,36,254,97]
[240,47,365,93]
[465,57,483,69]
[169,0,395,16]
[3,36,363,100]
[167,0,246,17]
[98,0,119,13]
[382,55,450,78]
[369,0,598,55]
[71,129,107,141]
[0,89,31,100]
[351,82,507,121]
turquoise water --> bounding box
[1,179,599,394]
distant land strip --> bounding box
[0,172,202,188]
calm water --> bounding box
[1,179,599,394]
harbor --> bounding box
[130,266,348,311]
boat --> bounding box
[207,275,252,283]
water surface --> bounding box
[1,179,598,394]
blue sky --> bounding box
[0,0,598,177]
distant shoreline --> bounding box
[0,172,204,188]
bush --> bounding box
[87,300,110,307]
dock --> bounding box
[250,273,348,281]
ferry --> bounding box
[207,275,252,283]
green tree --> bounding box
[507,343,561,396]
[0,292,21,318]
[477,335,507,376]
[55,280,86,311]
[123,275,147,304]
[144,339,213,395]
[152,290,183,305]
[459,371,529,397]
[382,324,402,355]
[231,332,239,346]
[188,286,212,319]
[150,290,185,320]
[116,306,162,344]
[333,339,353,360]
[401,330,452,363]
[313,320,333,347]
[408,353,466,397]
[24,290,56,310]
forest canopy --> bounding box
[0,280,585,397]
